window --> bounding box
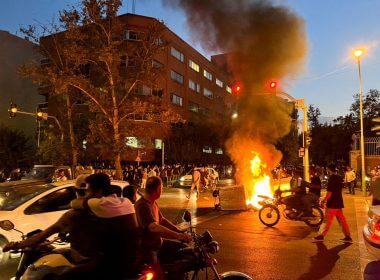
[202,146,212,154]
[123,30,139,41]
[188,101,199,113]
[216,78,224,88]
[189,59,200,72]
[154,139,163,149]
[134,84,152,96]
[24,187,76,215]
[215,148,224,155]
[152,60,164,69]
[226,86,232,94]
[170,47,184,62]
[40,58,50,66]
[121,56,137,67]
[126,137,143,148]
[171,94,183,106]
[189,80,201,93]
[203,88,213,99]
[203,69,212,80]
[171,70,184,84]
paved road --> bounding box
[0,185,377,279]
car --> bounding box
[0,165,72,188]
[177,167,219,187]
[0,179,133,265]
[363,205,380,259]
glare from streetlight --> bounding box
[354,48,364,58]
[232,112,238,119]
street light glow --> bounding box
[354,49,364,58]
[232,112,238,119]
[10,107,17,113]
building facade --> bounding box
[39,13,236,164]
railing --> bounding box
[356,137,380,156]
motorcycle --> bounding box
[257,190,324,228]
[0,220,155,280]
[162,210,252,280]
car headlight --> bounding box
[179,177,185,182]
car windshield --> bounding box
[23,167,55,180]
[0,184,55,211]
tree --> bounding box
[20,0,180,178]
[307,104,321,129]
[0,126,35,174]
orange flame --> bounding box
[245,153,273,208]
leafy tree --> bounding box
[0,126,35,174]
[307,104,321,129]
[20,0,180,178]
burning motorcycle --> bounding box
[257,189,324,228]
[0,220,154,280]
[161,210,252,280]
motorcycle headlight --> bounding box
[205,241,219,254]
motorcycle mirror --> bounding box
[0,220,14,231]
[183,210,192,222]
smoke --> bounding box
[163,0,308,184]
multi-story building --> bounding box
[39,13,236,164]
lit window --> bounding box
[189,59,200,72]
[154,139,163,149]
[203,88,213,99]
[171,47,184,62]
[202,146,212,154]
[126,137,143,148]
[215,148,223,155]
[189,79,201,93]
[216,78,223,88]
[123,30,139,41]
[203,69,212,81]
[171,70,184,84]
[226,86,232,94]
[188,101,199,113]
[171,94,183,106]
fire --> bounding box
[245,153,273,209]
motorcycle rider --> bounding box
[4,173,140,279]
[134,176,192,276]
[3,174,102,279]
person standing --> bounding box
[141,168,148,189]
[344,166,356,195]
[314,164,352,242]
[187,168,201,199]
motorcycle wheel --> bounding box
[258,205,280,227]
[304,206,324,227]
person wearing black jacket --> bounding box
[314,164,352,242]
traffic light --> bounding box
[269,81,277,89]
[8,103,17,118]
[304,131,312,147]
[372,117,380,135]
[232,82,243,95]
[36,108,43,121]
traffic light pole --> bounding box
[302,102,310,182]
[10,109,64,143]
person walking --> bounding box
[314,164,352,242]
[141,168,148,189]
[344,166,356,195]
[187,168,201,199]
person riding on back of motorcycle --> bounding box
[70,173,140,279]
[3,174,103,279]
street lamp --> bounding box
[354,48,366,195]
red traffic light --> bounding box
[232,82,243,95]
[269,81,277,89]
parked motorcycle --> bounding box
[164,210,252,280]
[0,220,155,280]
[257,190,324,228]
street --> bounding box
[0,184,377,280]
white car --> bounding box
[178,167,219,187]
[363,205,380,259]
[0,180,132,264]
